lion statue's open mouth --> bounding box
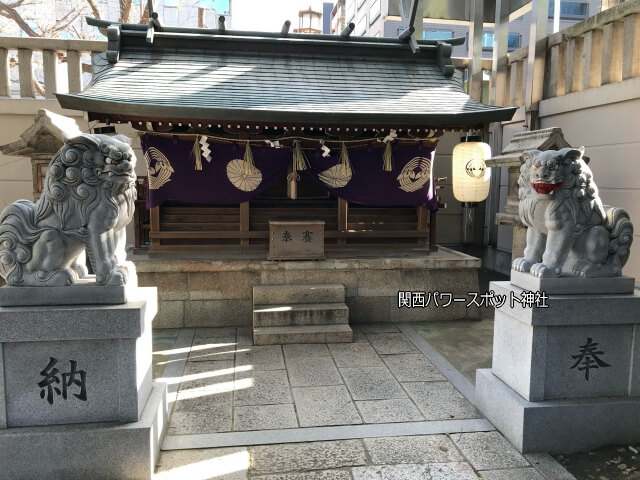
[531,181,563,195]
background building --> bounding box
[330,0,346,33]
[333,0,599,57]
[323,2,334,33]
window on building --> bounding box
[164,0,179,7]
[357,15,367,35]
[482,32,522,51]
[548,1,589,18]
[509,34,522,49]
[370,0,381,22]
[346,0,356,21]
[422,29,453,40]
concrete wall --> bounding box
[492,78,640,282]
[538,79,640,281]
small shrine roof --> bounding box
[56,19,516,129]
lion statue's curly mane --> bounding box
[512,147,633,278]
[0,133,137,286]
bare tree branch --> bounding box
[49,9,82,35]
[84,0,101,19]
[32,75,44,96]
[119,0,133,23]
[0,1,40,36]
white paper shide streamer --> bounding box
[199,135,213,163]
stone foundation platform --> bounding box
[476,368,640,454]
[0,383,167,480]
[0,287,167,479]
[476,281,640,454]
[134,246,482,328]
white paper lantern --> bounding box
[452,137,492,203]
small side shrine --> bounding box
[0,109,82,202]
[57,15,516,253]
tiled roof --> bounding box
[57,22,516,128]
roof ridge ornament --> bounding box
[106,25,120,64]
[341,22,355,38]
[436,41,454,78]
[281,20,291,36]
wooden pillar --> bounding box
[337,197,348,245]
[429,210,437,251]
[410,0,425,39]
[416,206,428,244]
[468,0,484,101]
[150,206,160,250]
[524,0,550,129]
[490,0,510,106]
[240,201,249,245]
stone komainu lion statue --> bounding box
[0,134,136,286]
[512,147,633,278]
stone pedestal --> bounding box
[0,287,167,479]
[476,281,640,454]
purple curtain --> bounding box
[141,135,438,211]
[141,134,290,208]
[304,143,438,211]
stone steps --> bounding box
[252,284,352,345]
[253,324,353,345]
[253,284,345,305]
[253,303,349,327]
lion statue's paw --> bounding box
[34,268,77,286]
[105,269,126,286]
[71,262,89,279]
[512,257,533,272]
[530,263,559,278]
[571,260,603,278]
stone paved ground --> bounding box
[152,326,570,480]
[155,433,551,479]
[164,325,480,435]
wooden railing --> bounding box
[488,0,640,108]
[0,36,106,98]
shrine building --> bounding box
[56,16,516,328]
